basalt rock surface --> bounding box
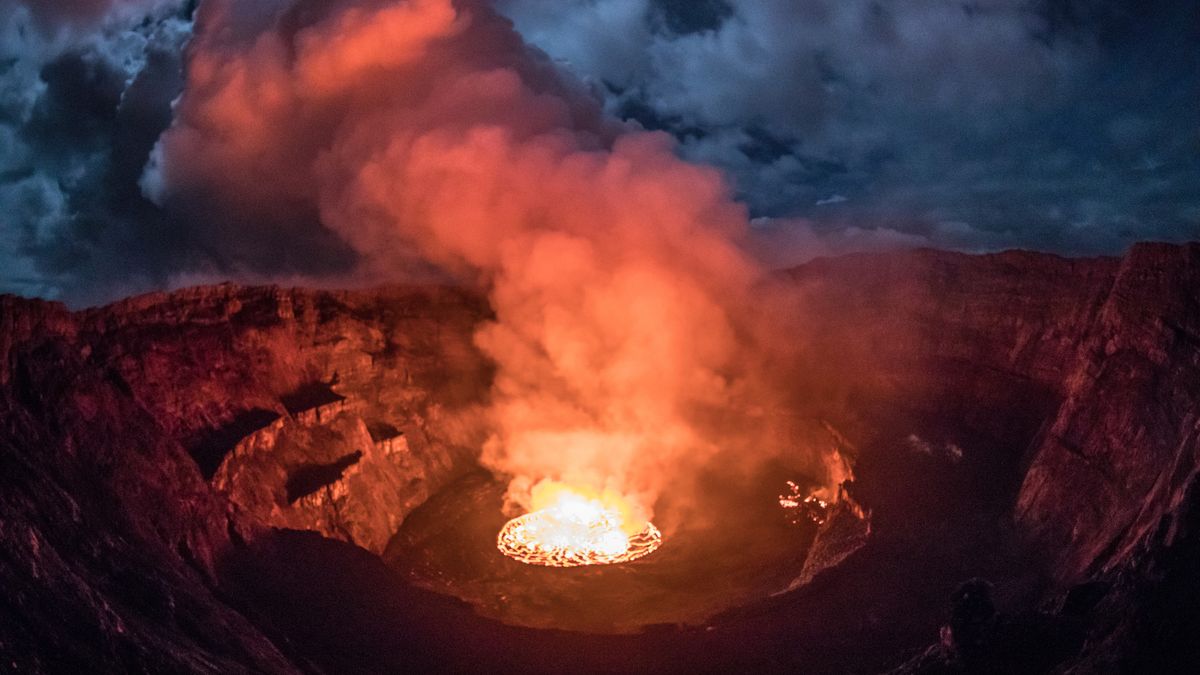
[1,243,1198,673]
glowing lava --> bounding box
[497,482,662,567]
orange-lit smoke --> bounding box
[152,0,819,521]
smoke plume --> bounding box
[151,0,809,521]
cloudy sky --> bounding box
[1,0,1197,304]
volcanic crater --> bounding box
[3,243,1200,673]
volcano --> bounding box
[3,243,1200,673]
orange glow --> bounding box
[497,481,662,567]
[159,0,853,552]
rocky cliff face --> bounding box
[1,244,1197,673]
[767,243,1200,580]
[78,284,491,554]
[1,293,294,672]
[1014,243,1200,582]
[0,284,490,671]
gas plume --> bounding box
[152,0,835,522]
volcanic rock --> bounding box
[782,495,871,592]
[86,285,491,553]
[0,284,489,670]
[767,244,1200,584]
[1014,243,1200,581]
[0,294,295,672]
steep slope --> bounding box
[0,295,294,672]
[0,284,490,672]
[1015,243,1200,582]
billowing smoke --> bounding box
[150,0,824,521]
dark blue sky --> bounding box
[1,0,1197,303]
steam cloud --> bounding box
[151,0,798,521]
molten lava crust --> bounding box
[497,511,662,567]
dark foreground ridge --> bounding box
[2,243,1199,673]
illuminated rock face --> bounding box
[155,286,491,554]
[2,285,492,555]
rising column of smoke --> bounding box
[150,0,805,522]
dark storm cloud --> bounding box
[20,0,154,27]
[0,0,198,302]
[647,0,732,36]
[498,0,1200,258]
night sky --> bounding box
[1,0,1197,304]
